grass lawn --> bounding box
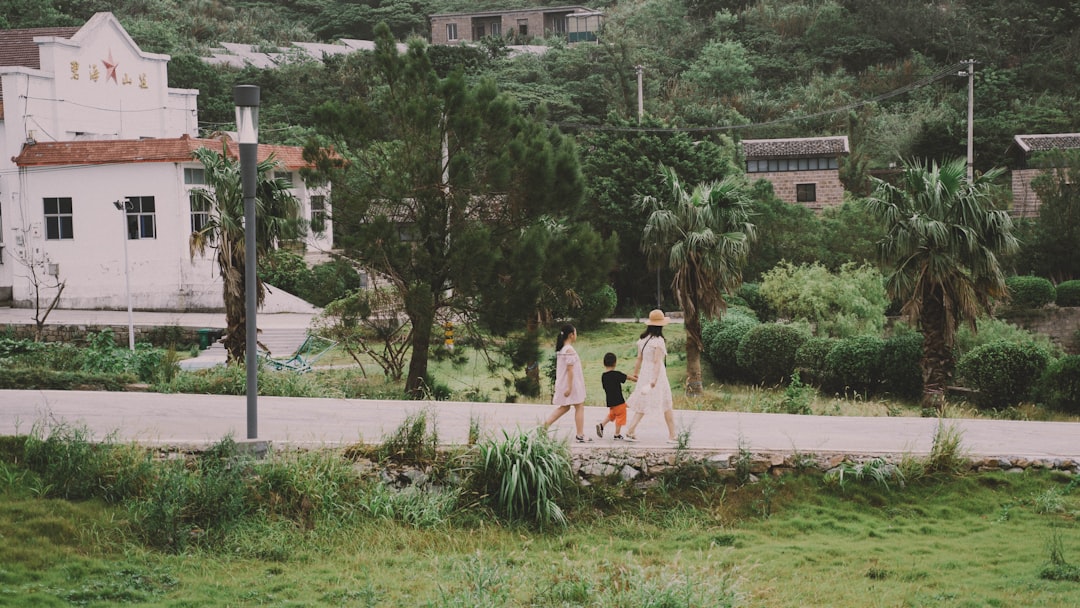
[2,467,1078,607]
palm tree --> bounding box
[189,143,304,363]
[864,157,1017,409]
[641,165,756,395]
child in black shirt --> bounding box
[596,352,635,439]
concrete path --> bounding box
[2,390,1078,461]
[1,307,1077,460]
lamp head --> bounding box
[234,85,260,145]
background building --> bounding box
[0,13,329,310]
[741,136,850,211]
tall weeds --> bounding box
[466,428,574,528]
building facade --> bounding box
[1009,133,1080,219]
[0,13,330,310]
[741,136,849,211]
[430,6,602,45]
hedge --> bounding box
[702,310,759,381]
[1006,275,1055,309]
[794,337,837,387]
[824,335,885,395]
[881,332,923,401]
[1055,280,1080,307]
[1039,355,1080,414]
[956,340,1051,409]
[735,323,809,385]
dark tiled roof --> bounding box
[1012,134,1080,154]
[0,24,82,109]
[14,134,314,170]
[0,25,81,68]
[432,5,593,18]
[741,136,849,159]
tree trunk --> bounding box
[222,250,246,363]
[405,317,432,398]
[919,295,953,411]
[684,312,704,396]
[404,283,436,398]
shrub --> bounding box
[736,323,809,385]
[735,283,774,321]
[575,284,618,330]
[794,336,837,387]
[957,340,1051,409]
[1039,355,1080,414]
[824,335,885,395]
[0,368,137,390]
[1006,275,1056,309]
[881,331,923,401]
[760,261,888,338]
[701,310,759,381]
[1055,280,1080,307]
[955,317,1062,359]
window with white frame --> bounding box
[310,195,326,233]
[491,22,501,36]
[184,168,206,185]
[124,196,156,239]
[44,197,74,240]
[190,192,210,233]
[275,171,294,186]
[446,23,458,40]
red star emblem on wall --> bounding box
[102,50,118,83]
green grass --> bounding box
[2,468,1080,604]
[2,438,1079,607]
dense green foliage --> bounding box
[824,335,885,396]
[880,331,924,401]
[1055,280,1080,307]
[735,322,808,385]
[957,340,1052,409]
[701,309,759,382]
[1040,355,1080,414]
[1017,150,1080,283]
[1005,275,1056,309]
[760,262,888,338]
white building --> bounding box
[0,13,330,311]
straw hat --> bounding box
[645,309,669,326]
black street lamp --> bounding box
[235,84,260,439]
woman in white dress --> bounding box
[544,324,591,442]
[623,309,677,443]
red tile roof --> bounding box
[0,25,82,101]
[13,134,314,169]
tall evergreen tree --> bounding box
[308,23,595,397]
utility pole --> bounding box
[635,65,644,125]
[959,59,976,181]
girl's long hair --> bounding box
[556,324,576,352]
[640,325,664,339]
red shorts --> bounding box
[606,403,627,426]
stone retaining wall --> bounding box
[150,442,1080,484]
[2,323,204,348]
[569,449,1079,483]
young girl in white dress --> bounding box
[623,310,677,443]
[544,324,591,442]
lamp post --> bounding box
[112,199,135,351]
[235,84,260,439]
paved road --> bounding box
[2,390,1078,461]
[1,307,1077,460]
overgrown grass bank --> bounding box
[1,422,1078,607]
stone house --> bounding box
[0,13,330,310]
[1008,133,1080,218]
[430,6,603,45]
[741,136,849,211]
